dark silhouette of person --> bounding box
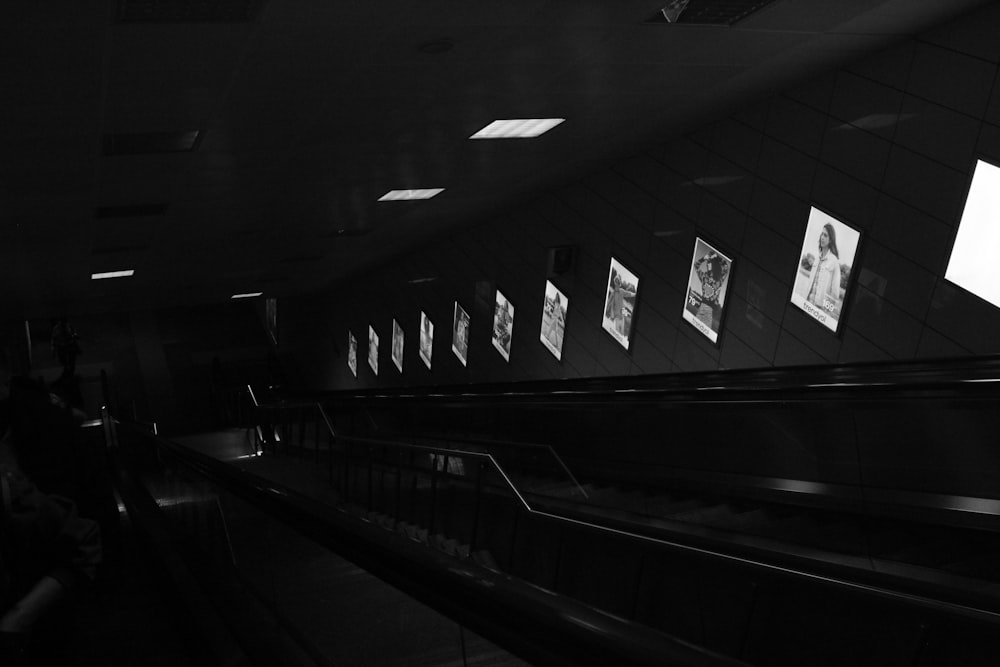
[50,319,80,380]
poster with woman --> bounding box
[790,207,861,333]
[601,257,639,350]
[347,331,357,377]
[419,311,433,370]
[539,280,568,361]
[391,318,404,373]
[367,325,379,375]
[451,302,470,367]
[682,238,733,344]
[491,289,515,362]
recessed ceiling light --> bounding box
[91,269,134,280]
[377,188,445,201]
[231,292,263,299]
[470,118,565,139]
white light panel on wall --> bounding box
[470,118,565,139]
[377,188,444,201]
[945,159,1000,309]
[91,269,135,280]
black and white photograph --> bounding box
[391,318,404,373]
[452,302,470,367]
[419,311,434,370]
[491,289,515,362]
[682,238,733,344]
[347,331,357,377]
[265,297,278,345]
[367,325,379,375]
[539,281,568,361]
[601,257,639,350]
[791,207,861,334]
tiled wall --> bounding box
[280,4,1000,390]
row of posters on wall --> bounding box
[345,206,863,377]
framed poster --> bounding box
[367,325,379,375]
[601,257,639,350]
[347,331,357,377]
[491,289,514,362]
[391,318,404,373]
[418,311,434,370]
[451,302,470,367]
[682,238,733,344]
[265,297,278,345]
[540,280,568,361]
[790,206,861,333]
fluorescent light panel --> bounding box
[378,188,444,201]
[945,159,1000,309]
[91,269,134,280]
[470,118,565,139]
[231,292,263,299]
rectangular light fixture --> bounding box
[377,188,445,201]
[470,118,565,139]
[91,269,134,280]
[231,292,263,299]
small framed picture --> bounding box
[491,289,515,362]
[540,280,568,361]
[367,325,379,375]
[601,257,639,350]
[452,302,470,367]
[391,318,404,373]
[682,237,733,344]
[790,206,862,334]
[347,331,357,377]
[418,311,434,370]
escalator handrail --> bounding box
[280,354,1000,403]
[120,421,747,667]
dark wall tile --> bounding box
[741,219,799,284]
[811,164,880,231]
[673,327,720,372]
[586,170,658,231]
[820,122,892,188]
[907,42,995,118]
[698,193,746,252]
[880,145,967,225]
[757,137,817,200]
[985,70,1000,129]
[725,293,781,363]
[711,118,763,171]
[720,331,770,370]
[728,257,790,324]
[837,328,892,363]
[893,95,982,172]
[658,170,704,222]
[916,325,972,359]
[871,195,955,276]
[925,280,1000,354]
[780,301,841,363]
[784,72,837,114]
[748,179,811,243]
[614,154,668,199]
[922,4,1000,63]
[765,96,829,158]
[846,41,914,89]
[844,284,923,358]
[773,330,827,367]
[828,71,904,140]
[856,242,936,320]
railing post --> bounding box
[469,460,484,555]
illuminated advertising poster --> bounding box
[491,289,514,362]
[347,331,357,377]
[367,325,379,375]
[265,297,278,345]
[391,318,404,373]
[791,207,861,333]
[682,238,732,344]
[601,257,638,350]
[540,281,568,361]
[418,311,434,370]
[945,158,1000,308]
[451,302,470,367]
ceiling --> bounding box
[0,0,990,318]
